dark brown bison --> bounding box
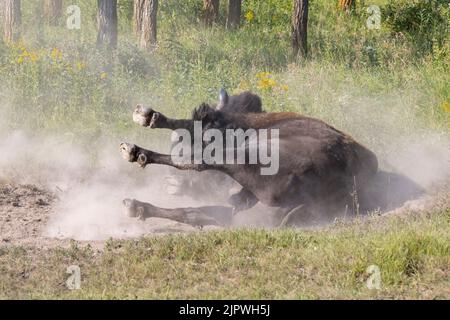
[121,92,423,227]
[157,90,263,201]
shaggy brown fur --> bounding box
[123,91,422,227]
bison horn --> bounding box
[217,88,229,110]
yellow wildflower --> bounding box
[442,101,450,114]
[50,48,62,61]
[256,71,270,79]
[256,71,278,90]
[76,61,87,71]
[17,43,26,52]
[255,71,288,92]
[244,10,255,22]
[257,77,277,90]
[29,52,39,63]
[100,72,108,80]
[17,56,24,64]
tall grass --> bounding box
[0,0,448,143]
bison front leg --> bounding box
[133,105,193,130]
[120,142,211,171]
[120,142,156,168]
[123,199,232,227]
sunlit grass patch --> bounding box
[0,206,448,299]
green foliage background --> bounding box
[0,0,448,148]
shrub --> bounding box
[384,0,449,57]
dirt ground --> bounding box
[0,183,223,249]
[0,181,448,250]
[0,184,59,247]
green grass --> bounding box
[1,207,449,299]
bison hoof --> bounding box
[120,143,150,168]
[133,104,153,127]
[137,153,148,168]
[120,143,138,162]
[123,198,146,220]
[149,112,161,128]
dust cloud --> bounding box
[0,110,449,240]
[0,130,211,240]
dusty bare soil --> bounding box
[0,183,223,249]
[0,184,60,247]
[1,180,448,250]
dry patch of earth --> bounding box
[0,182,221,249]
[1,180,448,250]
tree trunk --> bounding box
[338,0,355,11]
[0,1,3,29]
[97,0,118,48]
[292,0,308,59]
[3,0,21,42]
[226,0,241,29]
[139,0,158,50]
[44,0,63,25]
[203,0,219,27]
[133,0,145,35]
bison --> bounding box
[158,90,264,201]
[121,90,423,227]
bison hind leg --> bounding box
[123,198,146,220]
[122,198,232,227]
